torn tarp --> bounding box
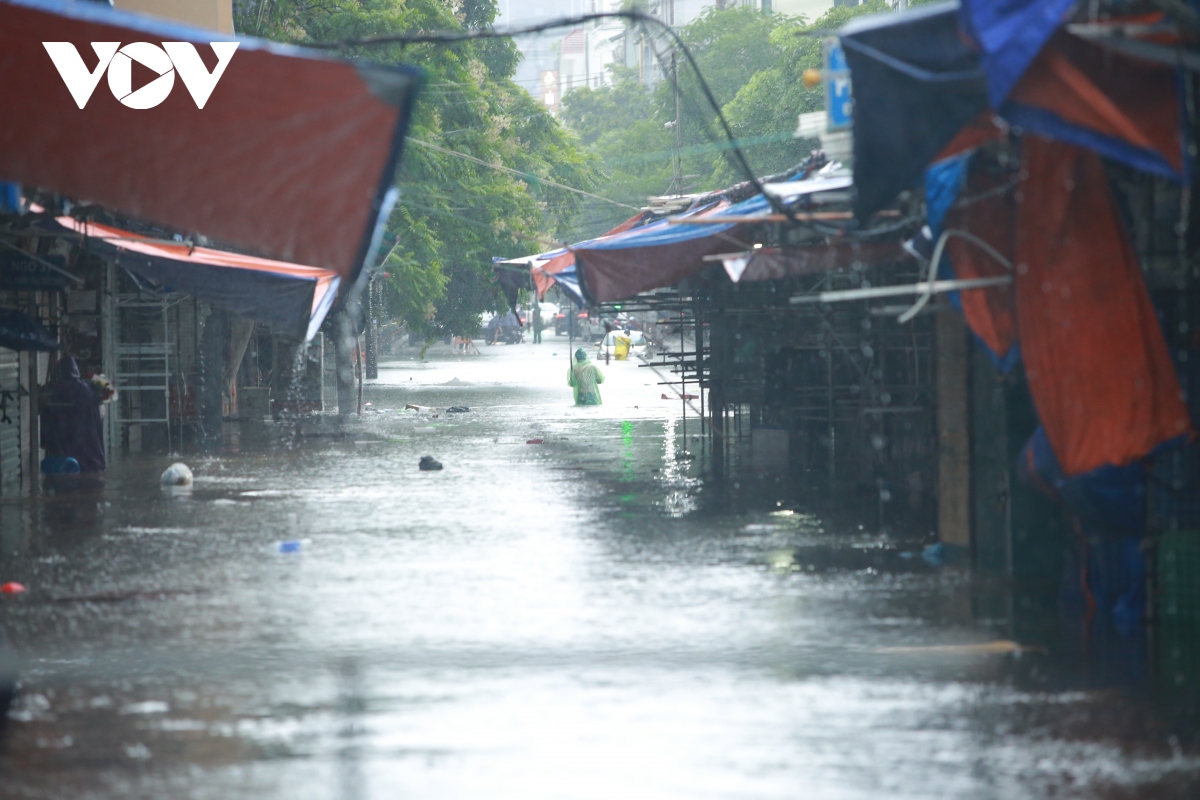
[959,0,1076,108]
[839,2,988,220]
[0,0,421,283]
[1005,31,1185,181]
[1014,137,1192,475]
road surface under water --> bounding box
[0,342,1197,799]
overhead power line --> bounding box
[310,10,796,223]
[407,137,639,210]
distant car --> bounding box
[555,310,593,338]
[596,329,649,360]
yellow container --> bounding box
[613,335,631,360]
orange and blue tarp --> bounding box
[959,0,1077,108]
[49,215,339,342]
[925,153,1019,372]
[844,2,1187,218]
[1004,30,1186,181]
[1014,137,1192,476]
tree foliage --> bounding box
[561,2,891,234]
[235,0,600,338]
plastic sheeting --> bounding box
[845,4,1185,215]
[575,195,769,303]
[52,216,340,341]
[530,212,647,301]
[929,156,1018,369]
[959,0,1076,107]
[0,0,421,282]
[1014,137,1192,476]
[1005,32,1185,181]
[839,2,988,220]
[1019,426,1148,539]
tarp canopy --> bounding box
[959,0,1076,108]
[51,216,339,341]
[0,0,421,283]
[1013,137,1192,475]
[1004,30,1185,180]
[844,2,1185,216]
[574,195,771,303]
[840,2,988,220]
[529,212,649,303]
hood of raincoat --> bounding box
[59,355,80,380]
[574,348,588,362]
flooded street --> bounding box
[1,343,1198,799]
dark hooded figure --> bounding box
[41,356,105,472]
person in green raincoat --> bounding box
[568,348,605,405]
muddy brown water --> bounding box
[0,343,1197,799]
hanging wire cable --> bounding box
[308,11,798,222]
[408,138,639,210]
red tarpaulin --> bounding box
[1015,137,1192,475]
[1006,31,1184,178]
[531,212,648,299]
[941,165,1017,362]
[51,214,340,341]
[0,0,421,282]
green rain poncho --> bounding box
[568,348,605,406]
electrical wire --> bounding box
[395,196,563,250]
[897,228,1014,324]
[408,138,639,210]
[308,11,798,223]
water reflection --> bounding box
[0,344,1196,798]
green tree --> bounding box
[236,0,600,338]
[560,2,892,228]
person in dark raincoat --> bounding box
[568,348,604,406]
[40,355,105,472]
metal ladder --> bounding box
[113,292,175,454]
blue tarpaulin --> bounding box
[959,0,1076,108]
[46,215,339,341]
[574,195,770,303]
[842,1,1185,216]
[839,2,988,220]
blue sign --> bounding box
[824,39,852,132]
[0,252,72,290]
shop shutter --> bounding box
[0,347,20,491]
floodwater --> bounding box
[0,342,1197,799]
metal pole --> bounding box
[671,50,682,194]
[696,298,705,458]
[826,312,835,499]
[680,306,686,455]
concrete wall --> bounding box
[113,0,234,34]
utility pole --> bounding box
[670,49,682,195]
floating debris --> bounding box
[160,462,193,486]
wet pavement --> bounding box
[1,342,1198,799]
